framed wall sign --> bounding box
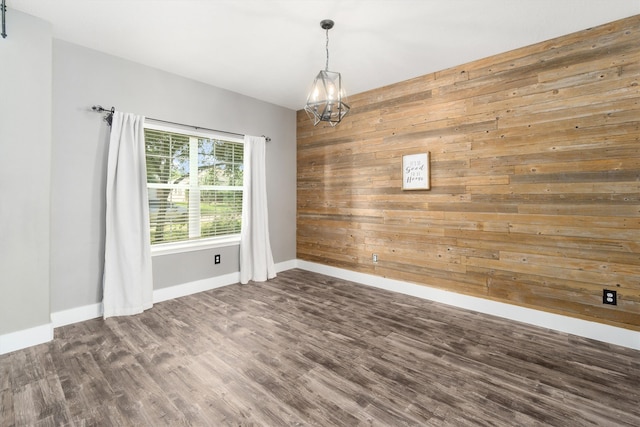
[402,152,430,190]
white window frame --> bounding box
[144,121,244,256]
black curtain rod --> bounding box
[91,105,271,142]
[2,0,8,39]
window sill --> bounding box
[151,235,240,257]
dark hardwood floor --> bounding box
[2,269,639,426]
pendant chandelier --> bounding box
[304,19,350,127]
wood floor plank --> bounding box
[1,269,639,426]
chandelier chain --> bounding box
[325,28,330,71]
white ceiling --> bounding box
[8,0,640,111]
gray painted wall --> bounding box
[51,40,297,312]
[0,10,52,334]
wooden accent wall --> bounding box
[296,15,640,331]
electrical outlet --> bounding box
[214,254,221,264]
[603,289,617,305]
[372,254,378,263]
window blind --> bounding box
[145,128,244,246]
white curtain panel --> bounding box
[239,135,276,284]
[103,112,153,318]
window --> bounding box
[144,124,244,249]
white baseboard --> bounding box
[12,259,630,354]
[2,261,299,355]
[153,260,294,302]
[274,258,297,272]
[46,276,242,331]
[153,272,241,303]
[51,303,103,328]
[46,259,297,329]
[0,323,53,356]
[295,260,640,351]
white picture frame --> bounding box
[402,152,430,190]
